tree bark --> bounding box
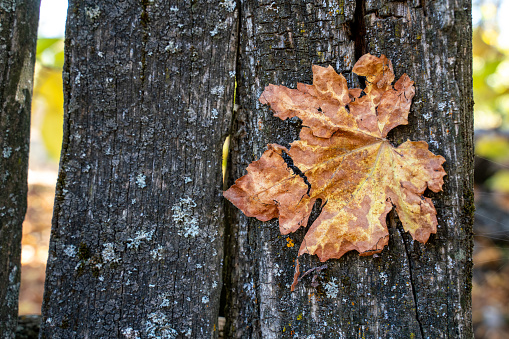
[225,0,473,338]
[0,0,39,337]
[40,1,237,338]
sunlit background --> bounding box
[19,0,509,337]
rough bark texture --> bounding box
[225,0,473,338]
[0,0,39,337]
[15,315,41,339]
[40,1,238,338]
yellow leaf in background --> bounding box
[476,135,509,162]
[487,170,509,193]
[32,66,64,160]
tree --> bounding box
[40,0,237,337]
[0,0,40,337]
[40,0,473,338]
[224,0,473,338]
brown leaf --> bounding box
[224,54,446,262]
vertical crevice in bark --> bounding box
[397,222,426,339]
[221,0,242,325]
[140,0,150,86]
[353,0,366,61]
[419,0,428,16]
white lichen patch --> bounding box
[8,266,17,283]
[324,278,339,298]
[202,296,209,304]
[210,26,219,37]
[102,243,120,263]
[151,246,164,261]
[220,0,236,12]
[85,6,101,20]
[75,71,82,85]
[267,1,279,12]
[448,256,455,269]
[210,85,225,97]
[3,146,12,158]
[186,108,197,123]
[210,22,227,36]
[423,112,433,121]
[274,263,283,277]
[183,176,193,183]
[136,173,147,188]
[122,327,141,339]
[63,245,77,257]
[160,297,170,308]
[242,282,256,301]
[211,108,219,119]
[212,281,218,288]
[170,6,178,12]
[158,292,172,308]
[171,197,200,238]
[429,138,440,149]
[164,41,180,54]
[145,311,178,339]
[229,70,236,77]
[326,0,343,15]
[159,299,170,308]
[127,230,155,249]
[379,272,388,285]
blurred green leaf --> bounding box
[486,170,509,193]
[36,38,60,56]
[36,38,64,69]
[476,135,509,162]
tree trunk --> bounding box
[0,0,39,337]
[224,0,473,338]
[40,1,237,337]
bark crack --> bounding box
[221,0,242,329]
[352,0,367,61]
[280,150,311,196]
[398,224,426,339]
[140,0,150,85]
[0,14,15,108]
[418,0,428,17]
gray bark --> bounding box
[224,0,473,338]
[0,0,39,337]
[15,315,41,339]
[40,1,237,338]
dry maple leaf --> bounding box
[224,53,446,262]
